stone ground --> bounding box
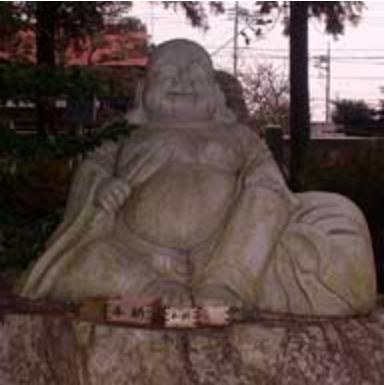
[0,303,383,385]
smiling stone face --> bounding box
[143,40,217,123]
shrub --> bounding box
[303,140,383,291]
[0,119,136,272]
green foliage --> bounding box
[0,63,136,105]
[0,119,136,271]
[0,2,26,35]
[0,154,68,271]
[303,141,383,216]
[332,99,383,136]
[3,1,223,62]
[251,2,364,36]
[308,2,364,35]
[161,2,224,30]
[0,197,63,272]
[5,2,134,52]
[0,119,136,160]
[303,140,384,285]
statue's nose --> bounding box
[171,76,194,93]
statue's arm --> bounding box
[81,138,171,214]
[238,150,293,275]
[242,139,299,210]
[60,142,119,219]
[222,136,300,288]
[242,138,300,228]
[44,141,120,247]
[204,133,301,304]
[93,135,178,212]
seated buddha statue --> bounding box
[20,39,377,316]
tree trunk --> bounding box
[35,2,57,136]
[289,2,310,191]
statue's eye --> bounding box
[158,67,178,79]
[161,74,176,81]
[194,66,203,74]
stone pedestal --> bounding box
[0,304,383,385]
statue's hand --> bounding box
[95,177,131,213]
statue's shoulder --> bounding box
[228,123,276,166]
[82,140,122,174]
[88,140,120,160]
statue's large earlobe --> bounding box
[125,81,147,125]
[213,84,237,125]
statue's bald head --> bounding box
[127,39,237,127]
[149,39,214,78]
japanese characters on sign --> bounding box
[106,297,155,325]
[165,305,230,328]
[165,307,198,328]
[77,296,231,328]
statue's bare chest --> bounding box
[117,130,243,248]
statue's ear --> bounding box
[214,84,226,107]
[125,81,147,125]
[213,84,237,125]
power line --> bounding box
[211,54,383,66]
[238,48,383,52]
[311,75,383,80]
[332,77,383,81]
[331,61,384,66]
[212,51,383,62]
[210,45,384,58]
[331,56,383,60]
[211,47,384,54]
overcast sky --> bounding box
[131,1,384,122]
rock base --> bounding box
[0,306,383,385]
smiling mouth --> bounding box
[167,92,196,96]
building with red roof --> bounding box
[0,24,149,133]
[0,24,149,67]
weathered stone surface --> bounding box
[0,305,382,385]
[20,39,377,318]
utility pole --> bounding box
[314,42,332,123]
[233,1,239,77]
[325,41,331,123]
[289,1,310,192]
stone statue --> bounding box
[20,39,377,316]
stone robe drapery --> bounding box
[20,124,377,316]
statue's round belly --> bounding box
[122,163,236,249]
